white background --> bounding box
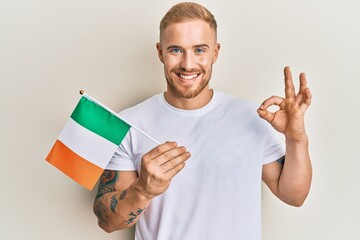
[1,0,359,239]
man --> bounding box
[93,2,312,239]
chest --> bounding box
[131,112,266,183]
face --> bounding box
[157,20,220,99]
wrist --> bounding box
[285,132,308,143]
[285,134,309,146]
[130,180,155,201]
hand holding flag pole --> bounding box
[46,90,160,190]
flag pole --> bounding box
[79,90,161,145]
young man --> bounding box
[93,2,312,239]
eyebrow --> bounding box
[194,44,210,49]
[166,44,210,51]
[166,45,182,51]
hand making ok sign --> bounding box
[257,66,312,141]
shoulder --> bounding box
[215,91,272,133]
[215,91,259,113]
[118,94,162,117]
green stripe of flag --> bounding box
[70,96,130,145]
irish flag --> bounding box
[46,93,136,190]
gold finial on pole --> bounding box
[79,90,84,95]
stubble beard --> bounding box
[165,66,213,99]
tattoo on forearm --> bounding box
[119,189,127,200]
[96,170,118,199]
[110,195,118,212]
[94,170,131,224]
[94,200,110,225]
[110,189,128,212]
[126,208,144,225]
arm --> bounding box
[262,139,312,206]
[93,170,147,232]
[258,66,312,207]
[93,141,191,232]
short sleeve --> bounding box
[262,127,285,165]
[105,134,136,171]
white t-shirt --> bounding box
[107,90,284,240]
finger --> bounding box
[144,141,178,160]
[298,72,308,94]
[294,72,307,105]
[257,108,275,123]
[294,92,304,106]
[161,151,191,173]
[259,95,285,110]
[257,95,284,123]
[156,146,187,166]
[299,87,312,112]
[163,160,187,179]
[284,66,296,98]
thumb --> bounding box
[257,108,274,123]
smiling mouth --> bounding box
[176,73,201,80]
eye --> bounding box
[171,48,182,53]
[195,48,205,53]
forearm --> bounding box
[93,142,190,232]
[93,180,152,232]
[278,136,312,206]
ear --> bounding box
[212,43,221,64]
[156,42,164,63]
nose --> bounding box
[180,52,195,71]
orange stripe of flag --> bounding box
[46,140,103,190]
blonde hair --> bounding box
[159,2,217,40]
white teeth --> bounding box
[179,74,198,80]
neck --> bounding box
[164,88,214,110]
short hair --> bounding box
[159,2,217,40]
